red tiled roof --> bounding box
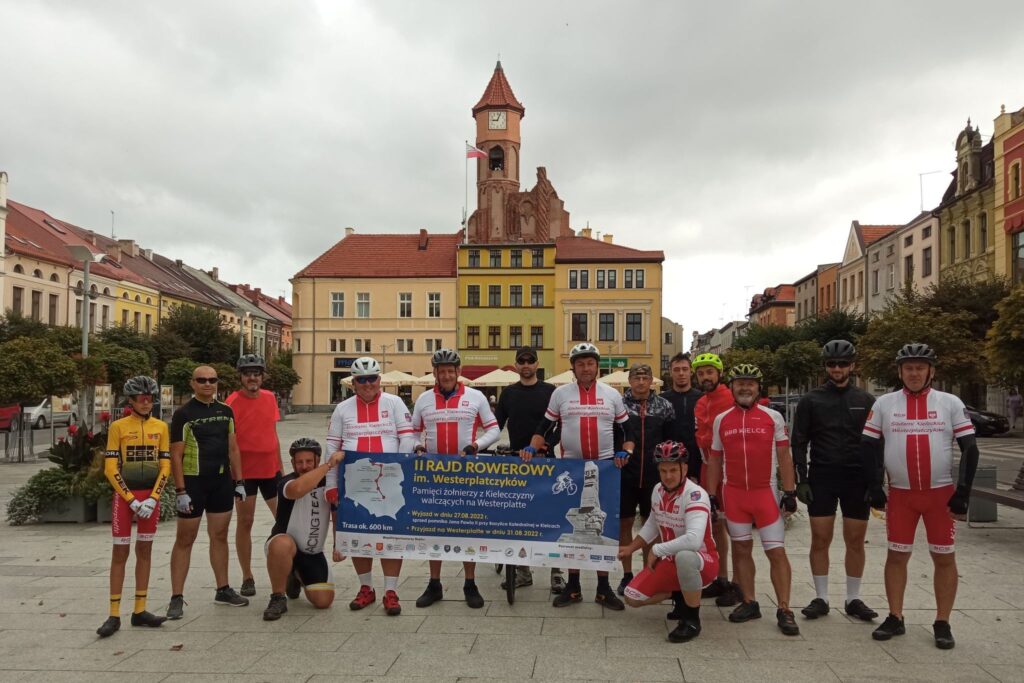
[858,224,900,247]
[472,61,525,117]
[554,236,664,264]
[294,230,462,278]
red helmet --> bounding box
[653,440,687,464]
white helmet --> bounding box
[350,357,382,376]
[569,342,601,364]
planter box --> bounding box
[96,495,113,523]
[39,496,97,523]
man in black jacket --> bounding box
[791,340,877,623]
[661,353,703,483]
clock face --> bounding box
[488,111,507,130]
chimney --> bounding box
[278,295,285,304]
[579,227,592,239]
[142,248,153,260]
[345,227,355,237]
[117,238,138,257]
[106,243,122,262]
[602,233,614,244]
[175,259,183,268]
[254,287,262,298]
[87,230,98,246]
[418,228,429,250]
[211,267,219,280]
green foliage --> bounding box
[0,338,80,405]
[774,340,823,389]
[0,309,50,343]
[47,425,106,472]
[917,276,1010,342]
[98,324,157,367]
[722,348,776,385]
[275,349,293,368]
[985,282,1024,388]
[794,309,868,347]
[732,324,798,352]
[76,356,106,386]
[91,342,152,393]
[209,362,241,394]
[158,304,237,365]
[5,467,75,525]
[263,361,300,394]
[161,358,200,396]
[47,325,86,355]
[152,329,193,377]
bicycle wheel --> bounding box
[505,563,516,604]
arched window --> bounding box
[13,264,24,274]
[122,292,129,299]
[102,287,111,296]
[146,297,152,305]
[33,269,43,278]
[488,146,505,172]
[50,273,60,283]
[90,284,98,294]
[134,295,141,302]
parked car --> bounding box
[0,404,20,432]
[769,393,802,415]
[25,397,78,429]
[965,405,1010,437]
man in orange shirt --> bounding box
[226,354,282,597]
[692,353,741,606]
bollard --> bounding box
[970,464,998,523]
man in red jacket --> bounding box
[692,353,740,606]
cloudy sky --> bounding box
[2,1,1021,338]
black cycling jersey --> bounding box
[660,386,704,480]
[495,381,559,451]
[169,397,234,477]
[791,381,875,479]
[622,389,675,488]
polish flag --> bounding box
[466,143,487,159]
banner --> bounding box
[336,452,621,571]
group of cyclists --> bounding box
[97,336,980,651]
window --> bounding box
[948,226,956,263]
[489,146,504,171]
[509,326,523,348]
[1013,231,1024,283]
[340,339,347,352]
[596,270,606,289]
[904,235,913,247]
[30,291,41,321]
[571,313,588,341]
[531,285,544,307]
[625,313,642,341]
[32,269,42,279]
[356,292,370,318]
[624,269,633,288]
[510,249,522,268]
[468,249,480,268]
[607,269,616,289]
[532,249,544,267]
[122,309,129,325]
[331,292,344,318]
[399,292,412,318]
[13,264,24,274]
[980,213,988,252]
[427,292,441,317]
[50,273,60,283]
[467,285,480,307]
[871,269,879,295]
[1012,161,1022,200]
[872,251,880,263]
[425,338,442,352]
[886,244,895,257]
[904,255,914,282]
[49,294,59,325]
[635,269,645,288]
[467,326,480,349]
[923,225,932,239]
[887,263,895,290]
[664,331,673,345]
[569,270,578,289]
[353,338,370,353]
[397,339,414,353]
[963,221,972,258]
[75,299,82,327]
[509,285,523,307]
[530,326,544,348]
[598,313,615,341]
[489,250,501,267]
[856,272,863,297]
[923,247,933,277]
[330,339,337,353]
[488,285,501,307]
[580,270,590,289]
[488,326,501,349]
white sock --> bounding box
[357,572,373,588]
[813,575,829,602]
[384,576,398,592]
[846,576,861,604]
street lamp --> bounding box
[66,245,105,429]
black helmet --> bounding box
[289,437,322,458]
[895,343,937,365]
[822,339,856,360]
[237,354,266,372]
[653,440,687,464]
[431,348,461,367]
[123,375,159,398]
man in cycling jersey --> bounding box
[620,441,718,643]
[263,438,341,620]
[226,354,283,598]
[692,352,740,606]
[324,356,416,616]
[412,349,500,609]
[706,364,800,636]
[96,376,171,637]
[527,342,635,611]
[862,343,979,650]
[791,340,877,622]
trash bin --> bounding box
[969,464,998,523]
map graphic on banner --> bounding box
[336,452,621,571]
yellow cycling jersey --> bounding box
[104,414,170,503]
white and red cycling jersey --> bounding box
[710,404,789,490]
[862,387,974,491]
[325,392,416,494]
[637,479,717,559]
[544,382,629,460]
[411,383,499,455]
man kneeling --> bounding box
[263,438,342,620]
[618,441,719,642]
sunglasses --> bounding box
[193,377,219,384]
[241,369,263,377]
[516,357,537,364]
[825,361,851,368]
[355,375,380,384]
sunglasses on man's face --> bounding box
[355,375,380,385]
[193,377,219,384]
[517,357,537,364]
[241,370,263,377]
[825,361,851,369]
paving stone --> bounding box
[541,615,665,637]
[340,631,474,655]
[739,638,895,662]
[473,634,605,657]
[605,635,747,658]
[0,628,100,649]
[680,660,841,682]
[213,631,352,651]
[113,648,267,673]
[7,673,169,683]
[533,653,681,681]
[420,615,543,635]
[176,613,312,633]
[246,648,399,676]
[826,661,999,682]
[0,646,135,671]
[389,651,535,679]
[297,612,426,633]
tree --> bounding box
[774,340,823,391]
[264,360,300,395]
[98,324,157,367]
[0,338,80,404]
[795,309,868,347]
[722,348,777,386]
[919,276,1010,342]
[985,283,1024,388]
[0,310,49,343]
[275,349,293,368]
[158,304,236,365]
[152,328,194,377]
[161,358,200,397]
[732,323,798,352]
[90,343,152,394]
[209,362,241,394]
[47,325,86,355]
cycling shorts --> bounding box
[265,534,334,589]
[112,488,158,544]
[807,470,869,520]
[178,474,234,519]
[620,475,657,519]
[721,484,785,550]
[886,485,955,554]
[623,552,718,601]
[244,472,283,501]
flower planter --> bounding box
[96,495,113,523]
[39,496,98,523]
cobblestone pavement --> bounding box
[0,412,1022,682]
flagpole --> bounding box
[463,139,469,244]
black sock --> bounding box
[566,573,582,589]
[217,585,230,592]
[464,578,476,589]
[171,593,183,599]
[596,575,611,590]
[428,578,442,589]
[683,604,700,622]
[622,571,633,579]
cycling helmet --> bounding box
[569,342,601,364]
[123,375,159,398]
[350,357,382,376]
[289,437,322,458]
[236,354,266,372]
[895,342,937,365]
[653,440,687,464]
[822,339,856,360]
[431,348,461,367]
[727,364,764,383]
[691,353,724,372]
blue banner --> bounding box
[335,452,622,571]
